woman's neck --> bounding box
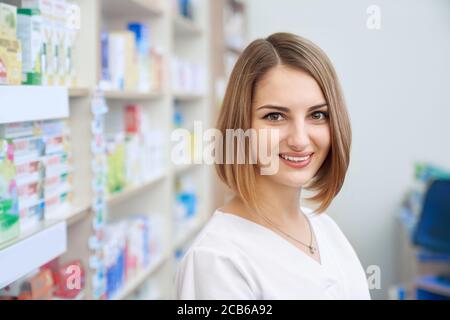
[255,175,303,223]
[225,176,304,226]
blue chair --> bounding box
[412,179,450,299]
[413,179,450,254]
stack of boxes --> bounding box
[103,215,164,299]
[124,104,164,185]
[0,119,72,244]
[107,30,138,91]
[21,0,79,86]
[0,2,22,85]
[0,0,79,86]
[106,105,164,195]
[100,22,164,92]
[40,120,72,219]
[0,137,19,244]
[16,6,43,85]
[12,126,46,230]
[171,56,206,95]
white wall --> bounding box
[245,0,450,299]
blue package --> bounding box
[127,23,150,54]
[101,32,110,82]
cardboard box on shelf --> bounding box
[18,200,44,231]
[108,31,138,91]
[22,0,55,85]
[125,105,143,135]
[21,0,53,14]
[11,136,44,161]
[17,9,43,85]
[53,0,67,86]
[0,3,17,39]
[0,36,22,85]
[44,191,71,220]
[0,139,19,245]
[0,122,38,140]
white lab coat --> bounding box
[175,208,371,300]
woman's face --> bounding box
[251,65,331,188]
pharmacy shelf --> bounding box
[173,15,203,36]
[0,205,88,288]
[0,0,214,300]
[0,221,67,289]
[103,90,165,101]
[174,163,196,175]
[111,251,170,300]
[69,87,91,98]
[102,0,163,19]
[0,86,69,124]
[106,172,167,207]
[66,205,91,226]
[173,93,205,101]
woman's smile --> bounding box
[279,152,314,169]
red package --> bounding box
[125,105,143,134]
[46,260,85,299]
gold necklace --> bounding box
[256,211,317,255]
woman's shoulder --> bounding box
[305,207,341,230]
[175,212,259,299]
[181,209,252,258]
[183,207,348,259]
[309,210,361,258]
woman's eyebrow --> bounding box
[308,103,328,111]
[256,102,328,112]
[256,105,290,112]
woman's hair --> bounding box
[215,32,351,213]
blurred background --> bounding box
[0,0,449,300]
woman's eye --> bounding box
[311,111,329,121]
[263,113,285,121]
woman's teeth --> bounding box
[280,154,311,162]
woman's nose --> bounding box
[286,120,310,151]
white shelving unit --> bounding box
[0,221,67,289]
[0,86,71,288]
[0,86,69,124]
[0,0,214,300]
[209,0,248,211]
[110,250,169,300]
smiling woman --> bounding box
[175,32,370,300]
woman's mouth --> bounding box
[279,153,313,169]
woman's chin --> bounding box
[270,174,311,188]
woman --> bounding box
[175,32,370,299]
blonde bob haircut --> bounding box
[215,32,351,213]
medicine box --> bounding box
[17,9,43,85]
[0,3,17,39]
[0,36,22,85]
[0,122,38,140]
